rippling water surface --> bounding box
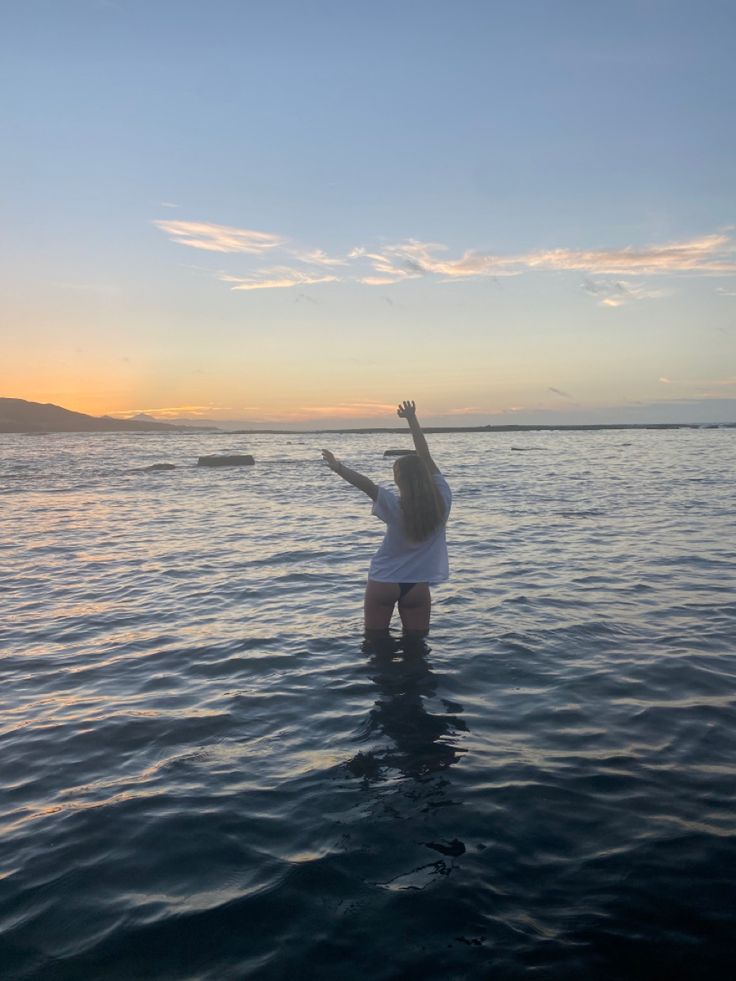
[1,429,735,979]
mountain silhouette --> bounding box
[0,398,181,433]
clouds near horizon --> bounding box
[154,220,736,300]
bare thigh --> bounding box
[398,582,431,634]
[364,580,400,631]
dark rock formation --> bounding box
[140,463,177,471]
[197,454,254,467]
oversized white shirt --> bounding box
[368,473,452,584]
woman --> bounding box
[322,400,451,635]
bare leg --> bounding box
[364,580,400,631]
[398,582,431,634]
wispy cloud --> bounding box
[295,249,348,267]
[154,219,736,296]
[524,234,736,275]
[154,220,284,254]
[659,375,736,388]
[581,278,668,307]
[218,268,339,291]
[255,401,398,422]
[348,246,424,284]
[354,233,736,284]
[351,241,521,284]
[117,405,235,418]
[297,401,397,418]
[548,386,573,399]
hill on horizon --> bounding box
[0,398,184,433]
[2,397,735,435]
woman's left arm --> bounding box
[322,449,378,501]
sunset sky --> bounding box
[3,0,735,426]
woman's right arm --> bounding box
[321,449,378,500]
[397,400,440,474]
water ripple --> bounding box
[1,430,735,979]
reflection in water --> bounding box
[347,633,468,783]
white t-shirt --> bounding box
[368,473,452,584]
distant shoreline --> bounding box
[2,398,735,434]
[224,422,736,434]
[9,422,736,435]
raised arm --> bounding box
[321,449,378,500]
[397,400,440,475]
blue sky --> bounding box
[2,0,735,425]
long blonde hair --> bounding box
[394,454,446,543]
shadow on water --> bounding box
[346,633,468,785]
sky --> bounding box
[2,0,735,427]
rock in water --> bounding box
[383,449,417,457]
[197,454,254,467]
[141,463,177,471]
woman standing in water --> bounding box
[322,400,451,635]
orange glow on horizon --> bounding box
[2,388,407,423]
[2,386,527,424]
[113,401,405,423]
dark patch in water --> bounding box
[424,838,466,856]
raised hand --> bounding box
[321,450,378,499]
[397,400,438,473]
[321,448,340,471]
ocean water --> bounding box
[1,428,735,980]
